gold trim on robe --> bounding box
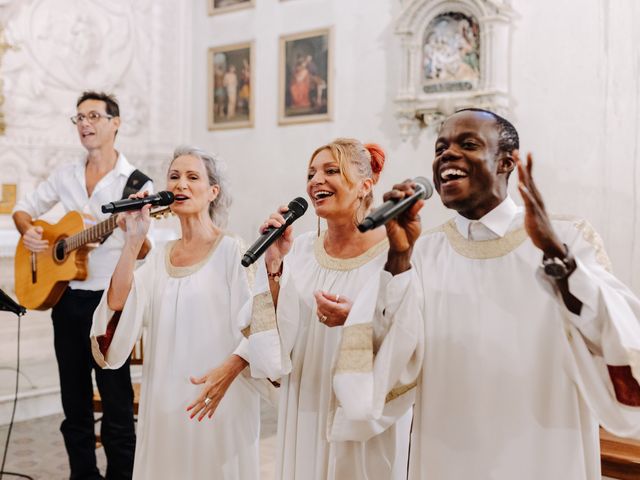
[314,230,389,270]
[249,291,277,335]
[385,381,418,404]
[335,323,373,374]
[441,220,529,259]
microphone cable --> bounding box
[0,308,34,480]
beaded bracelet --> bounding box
[267,265,283,283]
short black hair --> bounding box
[455,108,519,155]
[76,91,120,118]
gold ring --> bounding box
[320,315,328,324]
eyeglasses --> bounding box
[70,111,113,125]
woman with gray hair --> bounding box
[90,146,262,479]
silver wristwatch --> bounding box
[542,244,576,279]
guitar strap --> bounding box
[121,169,152,200]
[99,169,152,243]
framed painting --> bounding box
[208,0,254,16]
[279,28,332,125]
[208,42,254,130]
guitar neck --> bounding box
[63,215,118,253]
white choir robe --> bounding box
[91,236,263,480]
[247,231,413,480]
[334,204,640,480]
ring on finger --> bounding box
[320,315,328,324]
[204,397,212,406]
[335,294,340,304]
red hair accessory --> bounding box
[364,143,385,175]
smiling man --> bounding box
[333,109,640,479]
[13,91,152,480]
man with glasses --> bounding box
[13,91,152,479]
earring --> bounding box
[317,216,321,237]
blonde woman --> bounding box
[249,139,413,480]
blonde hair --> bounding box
[309,138,386,210]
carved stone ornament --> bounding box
[395,0,516,140]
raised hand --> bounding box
[515,151,565,258]
[261,205,294,273]
[314,291,352,328]
[382,180,424,275]
[116,191,152,249]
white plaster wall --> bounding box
[191,0,640,293]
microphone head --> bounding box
[287,197,308,219]
[0,288,26,316]
[413,177,434,200]
[157,191,175,205]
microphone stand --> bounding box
[0,289,33,480]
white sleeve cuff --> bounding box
[233,337,250,363]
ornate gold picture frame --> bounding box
[279,28,333,125]
[208,42,255,130]
[208,0,254,16]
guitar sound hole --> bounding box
[53,240,67,262]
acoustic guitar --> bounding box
[14,207,170,310]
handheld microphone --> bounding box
[0,289,26,316]
[101,191,174,214]
[241,197,309,267]
[358,177,433,232]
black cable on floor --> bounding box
[0,311,34,480]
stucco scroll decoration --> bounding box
[25,0,135,91]
[395,0,516,140]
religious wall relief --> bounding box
[422,12,480,93]
[395,0,516,140]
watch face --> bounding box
[544,262,568,279]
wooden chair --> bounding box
[94,336,144,447]
[600,427,640,479]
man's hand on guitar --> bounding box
[22,225,48,253]
[116,191,152,250]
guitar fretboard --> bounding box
[63,215,118,253]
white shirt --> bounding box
[13,153,153,291]
[454,195,521,240]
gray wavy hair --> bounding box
[170,145,231,228]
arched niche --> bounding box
[395,0,516,139]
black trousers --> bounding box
[51,288,136,480]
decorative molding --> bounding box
[394,0,516,140]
